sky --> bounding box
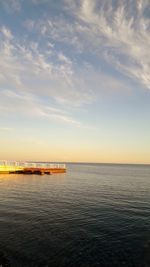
[0,0,150,164]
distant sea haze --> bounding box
[0,163,150,267]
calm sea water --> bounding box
[0,163,150,267]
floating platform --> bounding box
[0,161,66,175]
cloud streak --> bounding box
[0,24,93,106]
[1,0,150,129]
[69,0,150,90]
[0,24,95,128]
[31,0,150,90]
[0,88,82,127]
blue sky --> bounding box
[0,0,150,163]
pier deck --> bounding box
[0,161,66,175]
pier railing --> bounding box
[0,161,66,169]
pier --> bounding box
[0,161,66,175]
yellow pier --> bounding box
[0,161,66,175]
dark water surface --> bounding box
[0,163,150,267]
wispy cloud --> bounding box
[0,13,135,131]
[0,88,83,127]
[0,0,22,13]
[0,0,150,163]
[0,24,93,108]
[0,27,87,127]
[68,0,150,90]
[1,1,150,129]
[29,0,150,91]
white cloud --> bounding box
[0,88,83,127]
[58,52,72,65]
[69,0,150,90]
[34,17,84,52]
[31,0,150,91]
[1,0,150,129]
[0,24,95,110]
[0,21,133,130]
[0,26,13,39]
[1,0,22,12]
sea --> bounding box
[0,163,150,267]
